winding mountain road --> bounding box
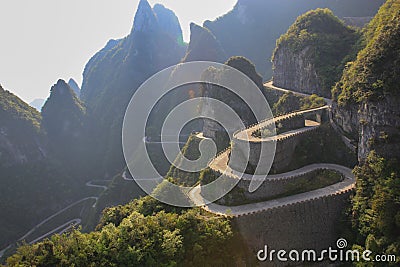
[86,180,108,191]
[265,80,356,151]
[17,196,98,242]
[0,179,112,258]
[28,219,82,245]
[189,164,354,217]
[0,82,356,258]
[265,80,332,105]
[122,169,163,182]
[188,81,356,217]
[235,105,328,142]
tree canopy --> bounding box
[333,0,400,105]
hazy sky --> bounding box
[0,0,237,103]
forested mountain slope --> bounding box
[331,0,400,258]
[205,0,385,79]
[272,8,359,97]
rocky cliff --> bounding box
[333,0,400,161]
[79,0,186,174]
[358,97,400,162]
[343,1,400,256]
[273,45,320,94]
[204,0,384,79]
[272,8,358,98]
[81,0,185,108]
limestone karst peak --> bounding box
[183,23,226,62]
[132,0,157,33]
[52,79,72,95]
[45,79,83,110]
[153,3,183,43]
[67,78,81,98]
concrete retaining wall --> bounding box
[216,169,339,205]
[229,126,319,174]
[233,190,352,266]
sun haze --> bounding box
[0,0,237,103]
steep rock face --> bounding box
[204,0,384,79]
[145,22,228,142]
[358,96,400,162]
[79,39,121,103]
[153,4,183,44]
[80,0,186,174]
[272,8,358,98]
[0,85,45,167]
[333,0,400,161]
[81,1,185,108]
[341,95,400,164]
[273,46,320,94]
[331,102,359,138]
[132,0,158,32]
[182,23,226,63]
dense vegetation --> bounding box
[0,85,41,131]
[330,1,400,264]
[0,1,396,265]
[333,1,400,105]
[350,152,400,265]
[167,135,203,187]
[5,197,252,267]
[285,124,357,172]
[273,8,359,97]
[205,0,384,79]
[83,172,145,232]
[0,85,43,167]
[0,86,88,248]
[272,92,325,116]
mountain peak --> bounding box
[45,79,83,111]
[52,79,72,95]
[153,4,183,43]
[132,0,157,33]
[183,23,226,62]
[67,78,81,98]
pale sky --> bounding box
[0,0,237,103]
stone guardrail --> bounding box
[195,83,355,219]
[219,187,354,218]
